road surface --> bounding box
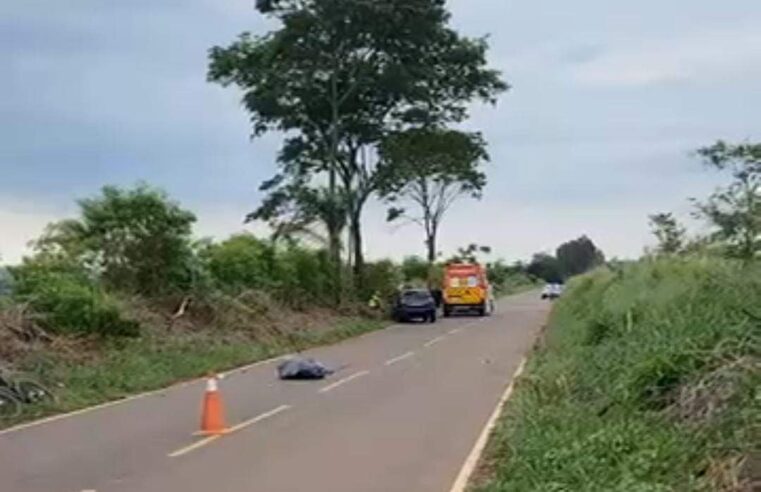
[0,291,549,492]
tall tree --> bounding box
[526,253,563,283]
[379,128,487,264]
[208,0,506,289]
[555,236,605,277]
[694,141,761,260]
[648,212,686,255]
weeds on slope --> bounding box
[474,258,760,491]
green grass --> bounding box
[475,258,760,491]
[2,318,382,428]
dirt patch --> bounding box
[704,453,761,492]
[666,356,758,425]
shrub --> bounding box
[203,234,277,292]
[361,260,402,301]
[11,260,139,337]
[273,245,332,307]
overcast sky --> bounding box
[2,0,760,264]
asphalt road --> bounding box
[0,291,549,492]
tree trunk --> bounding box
[426,224,438,289]
[328,169,342,306]
[327,71,342,305]
[350,211,364,292]
[426,232,436,264]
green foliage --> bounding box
[486,260,534,294]
[555,235,605,277]
[203,234,277,292]
[694,141,761,260]
[11,260,139,337]
[526,253,563,283]
[360,260,403,301]
[401,256,430,283]
[34,185,197,295]
[649,212,686,255]
[208,0,507,285]
[477,258,760,491]
[273,245,333,307]
[201,234,334,308]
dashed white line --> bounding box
[168,434,221,458]
[448,328,462,335]
[424,335,446,348]
[318,370,370,393]
[228,404,291,433]
[384,351,415,366]
[168,404,291,458]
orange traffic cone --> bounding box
[196,375,228,436]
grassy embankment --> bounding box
[475,258,760,491]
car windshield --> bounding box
[402,290,432,302]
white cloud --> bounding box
[572,25,761,87]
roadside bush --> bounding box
[11,260,139,338]
[273,245,332,308]
[32,185,198,296]
[401,256,429,282]
[361,259,402,301]
[203,234,277,292]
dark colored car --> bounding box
[392,289,437,323]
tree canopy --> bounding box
[694,140,761,260]
[526,253,563,283]
[555,236,605,277]
[379,127,488,262]
[649,212,686,255]
[208,0,506,290]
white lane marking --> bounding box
[424,335,446,348]
[168,435,221,458]
[448,358,527,492]
[228,404,291,433]
[0,355,286,436]
[168,405,291,458]
[318,370,369,393]
[448,328,462,335]
[384,351,415,366]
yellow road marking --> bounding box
[318,370,369,393]
[168,404,291,458]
